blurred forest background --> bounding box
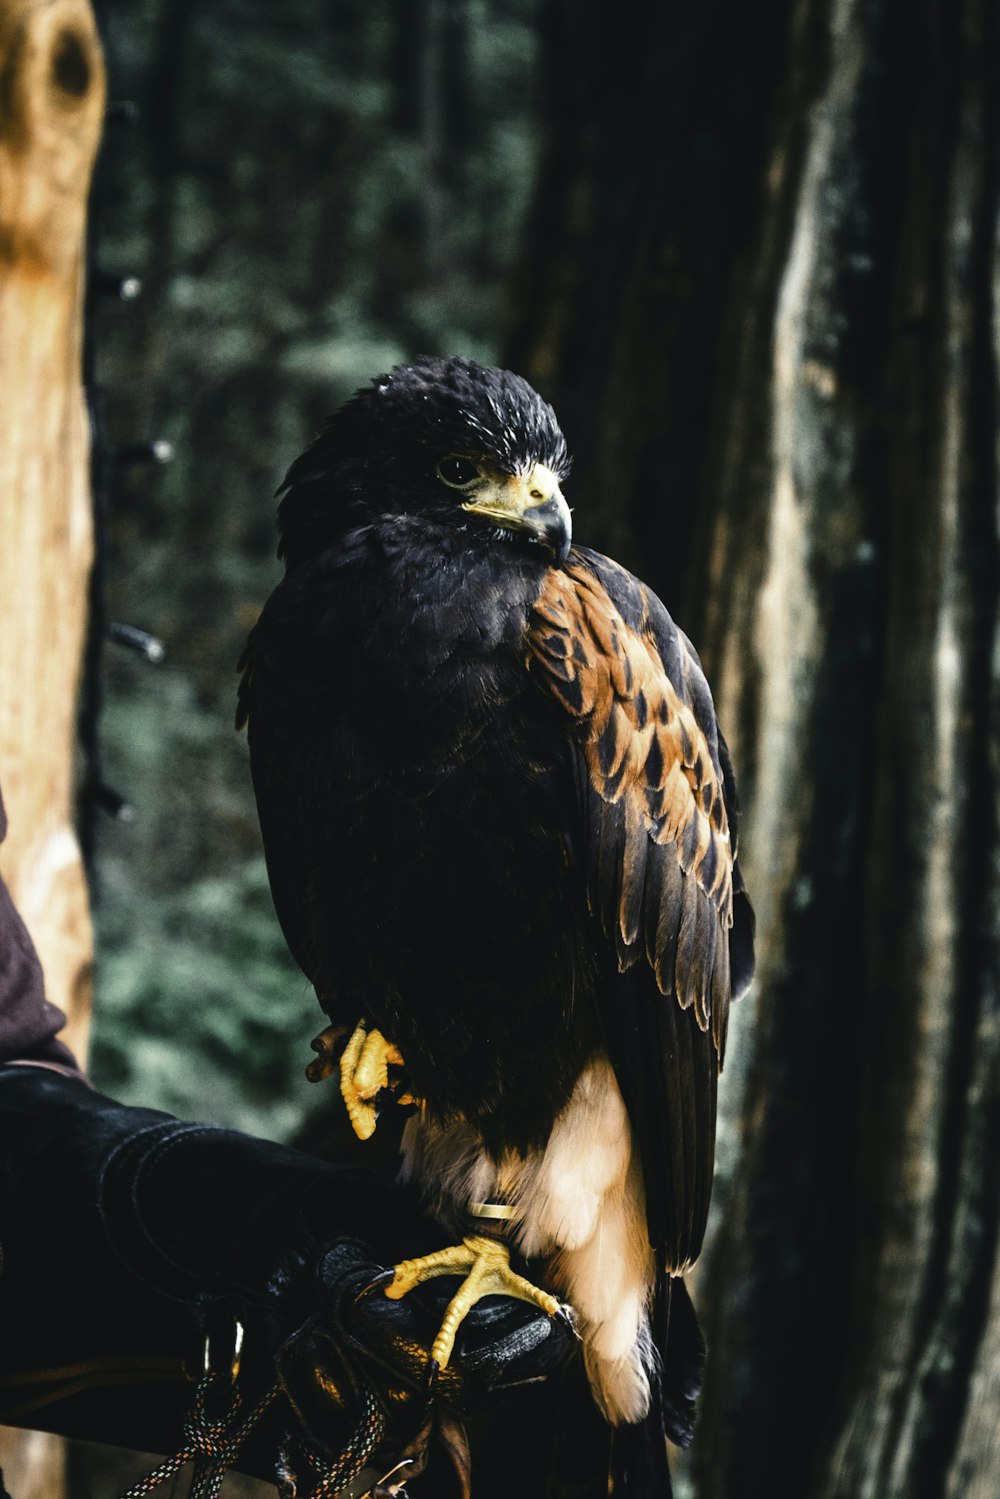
[75,0,999,1497]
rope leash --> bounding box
[276,1386,387,1499]
[118,1372,279,1499]
[117,1319,389,1499]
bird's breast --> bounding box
[252,525,602,1146]
[332,529,546,776]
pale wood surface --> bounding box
[0,0,104,1059]
[0,2,104,1495]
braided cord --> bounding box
[119,1372,387,1499]
[312,1385,386,1497]
[117,1373,278,1499]
[280,1385,386,1499]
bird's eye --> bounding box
[436,456,482,490]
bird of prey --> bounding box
[237,357,754,1487]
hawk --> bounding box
[238,357,754,1488]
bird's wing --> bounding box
[236,617,331,993]
[525,548,754,1267]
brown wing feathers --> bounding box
[527,560,734,1054]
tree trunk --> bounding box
[0,0,102,1060]
[508,1,999,1495]
[0,1,103,1494]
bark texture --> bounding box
[0,2,103,1494]
[508,1,999,1495]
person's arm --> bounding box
[0,793,80,1075]
[0,1064,570,1491]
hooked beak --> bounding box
[462,463,572,564]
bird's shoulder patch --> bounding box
[525,558,733,1044]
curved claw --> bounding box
[555,1303,580,1339]
[354,1267,397,1301]
[305,1023,345,1083]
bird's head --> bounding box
[276,357,573,568]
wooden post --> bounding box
[0,1,104,1495]
[0,0,103,1052]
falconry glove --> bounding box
[0,1066,571,1493]
[276,1238,571,1495]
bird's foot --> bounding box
[384,1234,564,1369]
[338,1018,411,1141]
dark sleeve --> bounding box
[0,1065,423,1465]
[0,787,80,1073]
[0,876,80,1071]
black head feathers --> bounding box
[275,357,570,565]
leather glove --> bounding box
[0,1065,572,1493]
[274,1237,570,1497]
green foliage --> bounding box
[90,652,316,1137]
[92,853,313,1140]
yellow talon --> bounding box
[339,1019,406,1141]
[384,1234,563,1369]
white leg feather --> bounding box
[400,1056,656,1425]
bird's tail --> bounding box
[609,1274,704,1497]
